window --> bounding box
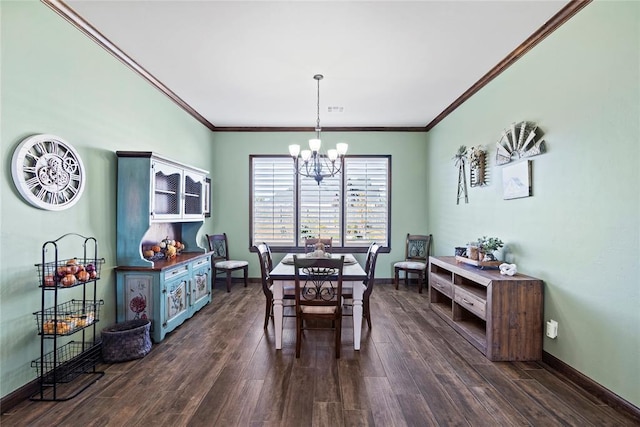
[250,155,390,251]
[251,157,295,246]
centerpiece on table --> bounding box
[309,242,331,258]
[476,236,504,261]
[456,236,504,269]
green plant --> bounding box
[476,236,504,253]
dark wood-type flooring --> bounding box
[2,283,638,426]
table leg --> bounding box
[351,281,364,351]
[273,280,284,350]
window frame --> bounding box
[249,154,391,254]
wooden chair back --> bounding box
[293,255,344,311]
[207,233,230,263]
[363,242,381,299]
[254,242,273,297]
[404,234,432,262]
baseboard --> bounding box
[542,351,640,422]
[0,378,39,414]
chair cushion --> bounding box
[394,261,426,270]
[300,305,337,314]
[215,260,248,269]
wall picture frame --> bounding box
[502,160,532,200]
[203,177,211,217]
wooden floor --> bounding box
[2,283,638,427]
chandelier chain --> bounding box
[315,74,322,135]
[288,74,347,185]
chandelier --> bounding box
[289,74,348,185]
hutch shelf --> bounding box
[428,256,544,361]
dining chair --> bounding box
[393,233,432,293]
[254,243,296,328]
[207,233,248,292]
[293,255,344,358]
[303,237,333,253]
[342,242,381,329]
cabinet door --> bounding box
[121,273,154,322]
[151,160,183,221]
[190,259,211,312]
[183,169,205,220]
[164,276,189,332]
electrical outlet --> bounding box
[546,320,558,339]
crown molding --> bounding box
[41,0,216,131]
[425,0,592,131]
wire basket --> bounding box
[31,341,102,384]
[34,300,104,336]
[101,319,152,363]
[35,257,105,288]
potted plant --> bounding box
[476,236,504,261]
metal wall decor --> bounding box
[496,121,545,165]
[453,145,468,204]
[468,145,487,187]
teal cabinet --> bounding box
[115,152,211,342]
[115,254,211,342]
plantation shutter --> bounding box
[298,173,342,245]
[252,157,295,246]
[344,157,389,246]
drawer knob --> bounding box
[462,298,474,306]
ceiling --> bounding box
[60,0,577,130]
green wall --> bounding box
[210,131,429,275]
[0,1,213,398]
[426,1,639,407]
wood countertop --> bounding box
[115,252,210,272]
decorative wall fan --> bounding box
[496,121,545,165]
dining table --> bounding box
[269,253,367,351]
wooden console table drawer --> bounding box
[430,274,453,298]
[454,285,486,320]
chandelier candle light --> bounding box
[289,74,348,185]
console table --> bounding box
[428,256,544,361]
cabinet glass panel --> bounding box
[166,279,188,321]
[154,167,181,216]
[184,174,203,215]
